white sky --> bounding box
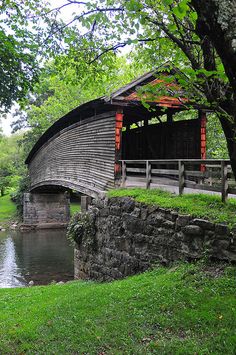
[1,0,79,136]
[1,114,15,135]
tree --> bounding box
[0,133,25,196]
[37,0,236,177]
[13,55,148,155]
[0,0,49,112]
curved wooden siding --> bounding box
[28,112,116,196]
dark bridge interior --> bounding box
[121,106,201,161]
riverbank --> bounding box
[0,262,235,354]
[0,194,17,229]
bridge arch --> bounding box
[30,180,102,198]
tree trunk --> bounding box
[219,114,236,179]
[192,0,236,92]
[191,0,236,179]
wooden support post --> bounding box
[200,111,207,173]
[115,109,124,182]
[146,160,151,189]
[221,160,228,202]
[122,161,126,188]
[178,160,185,195]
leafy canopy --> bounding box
[0,0,50,112]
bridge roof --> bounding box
[104,66,187,108]
[25,64,191,165]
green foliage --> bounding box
[207,113,228,159]
[0,133,25,196]
[11,173,31,217]
[13,56,148,155]
[0,194,17,224]
[109,188,236,227]
[0,263,235,354]
[66,212,83,245]
[67,211,96,250]
[0,0,49,112]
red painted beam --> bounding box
[115,112,123,174]
[200,112,207,172]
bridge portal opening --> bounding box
[121,106,204,161]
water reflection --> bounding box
[0,229,74,288]
[0,237,25,288]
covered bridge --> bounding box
[25,66,206,197]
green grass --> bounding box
[0,263,235,354]
[0,194,17,224]
[70,201,81,215]
[108,188,236,226]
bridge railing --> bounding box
[120,159,236,202]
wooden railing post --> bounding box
[122,161,126,188]
[221,160,228,202]
[178,160,185,195]
[146,160,151,189]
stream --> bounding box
[0,229,74,288]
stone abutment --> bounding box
[73,196,236,281]
[23,192,70,228]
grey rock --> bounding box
[192,219,215,231]
[110,205,121,216]
[163,220,175,229]
[182,225,203,236]
[170,211,179,221]
[131,207,141,218]
[146,214,164,227]
[141,208,148,220]
[215,224,229,235]
[121,197,135,213]
[176,215,191,227]
[99,207,110,217]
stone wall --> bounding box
[23,192,70,226]
[74,196,236,281]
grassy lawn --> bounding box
[0,263,235,354]
[109,188,236,227]
[0,194,17,225]
[70,201,81,215]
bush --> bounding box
[11,173,30,217]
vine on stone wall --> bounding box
[67,211,97,251]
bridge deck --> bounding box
[125,177,236,199]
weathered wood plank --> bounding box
[29,112,116,194]
[146,161,151,189]
[178,160,185,195]
[122,161,127,187]
[221,160,228,202]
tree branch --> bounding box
[146,16,200,70]
[89,37,160,64]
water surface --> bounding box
[0,229,74,288]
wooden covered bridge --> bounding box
[23,66,233,226]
